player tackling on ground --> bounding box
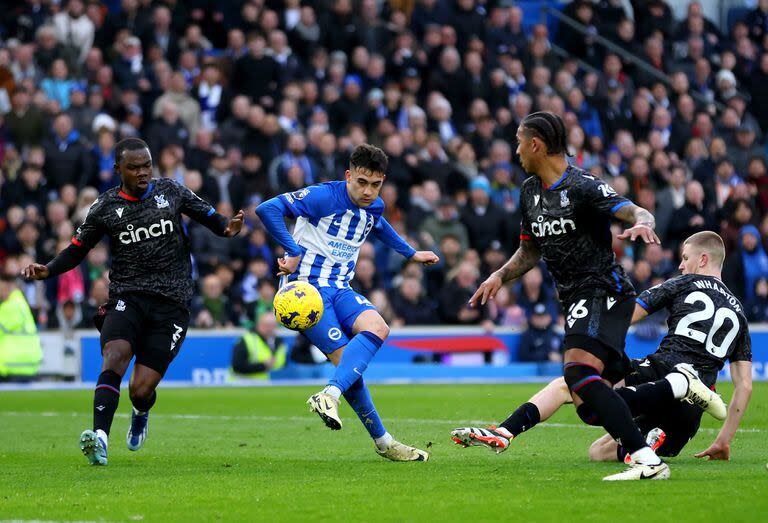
[257,144,439,461]
[22,138,244,465]
[454,232,751,464]
[465,111,669,480]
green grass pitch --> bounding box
[1,382,766,522]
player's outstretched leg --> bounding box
[452,377,572,453]
[563,355,669,481]
[126,365,162,451]
[81,340,132,466]
[615,363,726,421]
[343,376,428,461]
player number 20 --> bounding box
[673,291,740,358]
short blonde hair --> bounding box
[684,231,725,269]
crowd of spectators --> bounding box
[1,0,768,356]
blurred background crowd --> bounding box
[0,0,767,363]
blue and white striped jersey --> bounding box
[278,181,385,288]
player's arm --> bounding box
[469,238,540,307]
[613,203,660,244]
[373,217,439,265]
[255,195,305,276]
[579,177,659,244]
[179,185,243,237]
[696,359,753,461]
[22,207,104,280]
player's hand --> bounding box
[695,439,730,461]
[617,224,660,244]
[21,263,49,280]
[224,210,245,237]
[277,255,301,276]
[411,250,439,265]
[469,273,503,307]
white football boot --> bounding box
[674,363,727,420]
[80,429,108,466]
[376,439,429,461]
[603,460,670,481]
[307,391,342,430]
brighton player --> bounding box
[22,138,244,465]
[453,232,751,463]
[256,144,439,461]
[466,111,668,480]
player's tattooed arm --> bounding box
[614,204,660,244]
[469,239,540,307]
[495,239,541,283]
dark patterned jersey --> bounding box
[637,274,752,387]
[519,165,635,303]
[72,178,228,305]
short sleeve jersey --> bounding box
[72,178,221,305]
[638,274,752,387]
[519,165,635,303]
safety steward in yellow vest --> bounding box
[0,274,43,381]
[229,312,287,380]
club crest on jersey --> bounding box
[292,188,310,200]
[560,190,570,208]
[154,194,169,209]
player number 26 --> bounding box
[674,291,740,358]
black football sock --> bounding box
[615,380,674,417]
[499,402,541,437]
[131,390,157,413]
[573,380,648,455]
[93,370,122,436]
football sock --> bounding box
[93,370,121,436]
[131,390,157,413]
[499,402,541,437]
[329,331,383,393]
[343,377,387,440]
[665,372,689,399]
[374,432,394,450]
[564,363,647,455]
[630,446,661,465]
[322,385,342,399]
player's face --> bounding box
[679,244,704,275]
[117,148,153,194]
[345,167,385,207]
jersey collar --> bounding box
[119,182,155,201]
[543,166,571,191]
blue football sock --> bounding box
[343,377,386,439]
[329,331,383,393]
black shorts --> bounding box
[98,292,190,376]
[624,357,703,457]
[562,290,635,382]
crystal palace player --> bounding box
[454,232,751,464]
[256,144,439,461]
[467,111,668,480]
[22,138,244,466]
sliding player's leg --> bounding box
[451,377,573,452]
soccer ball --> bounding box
[273,281,324,331]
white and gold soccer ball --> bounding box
[273,281,324,331]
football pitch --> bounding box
[2,382,766,522]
